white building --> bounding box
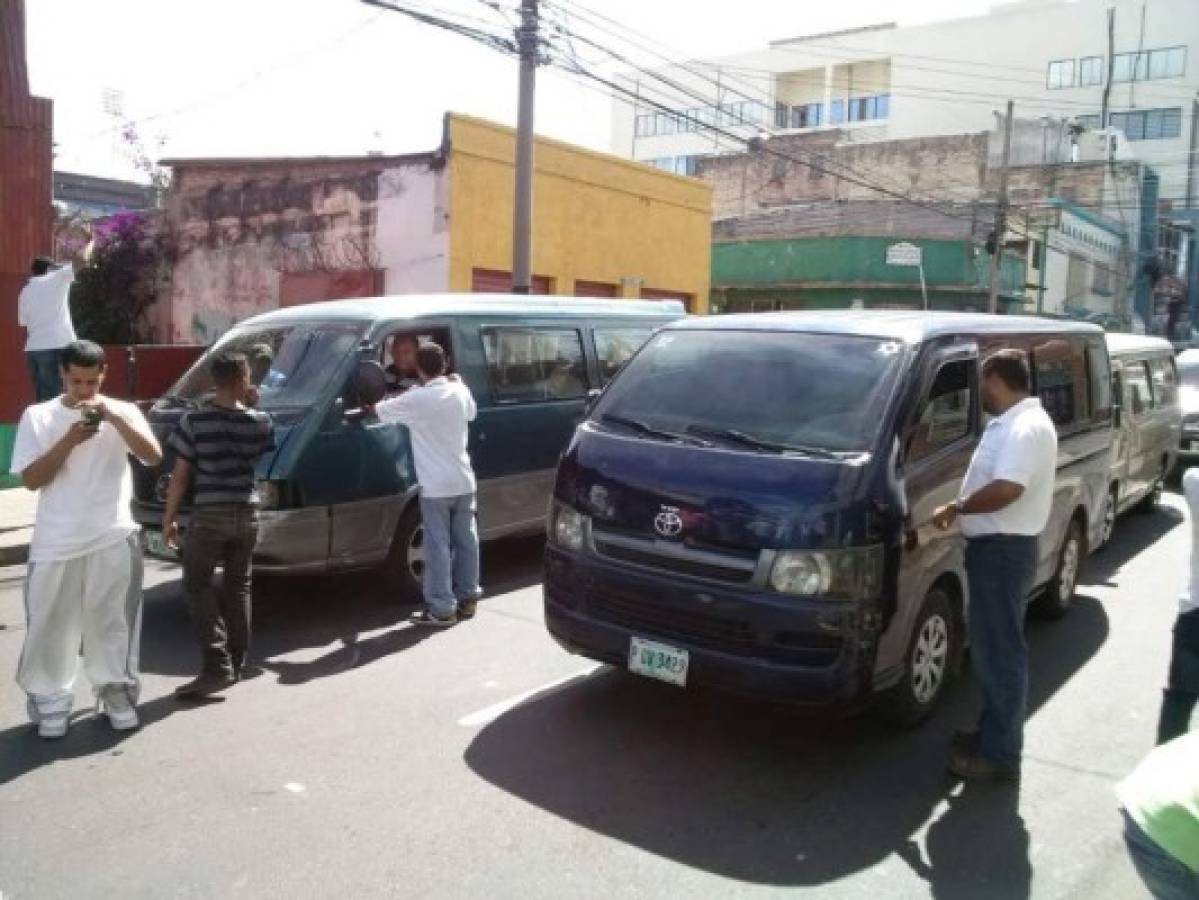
[1025,199,1126,317]
[612,0,1199,204]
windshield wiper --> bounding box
[684,425,844,460]
[601,413,710,446]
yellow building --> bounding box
[445,113,712,312]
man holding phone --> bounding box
[9,340,162,739]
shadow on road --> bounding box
[463,596,1108,892]
[1084,502,1184,588]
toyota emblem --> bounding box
[154,473,172,503]
[654,505,684,538]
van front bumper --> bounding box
[133,502,331,575]
[543,546,874,707]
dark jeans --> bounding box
[1123,811,1199,900]
[1158,608,1199,744]
[25,349,61,402]
[965,534,1038,767]
[182,505,259,677]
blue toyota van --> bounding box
[544,312,1113,722]
[132,294,683,596]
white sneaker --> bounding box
[101,692,139,731]
[37,715,68,740]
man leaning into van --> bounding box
[933,351,1057,781]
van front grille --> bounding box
[593,540,755,583]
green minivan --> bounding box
[132,294,683,595]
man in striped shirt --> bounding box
[162,351,274,698]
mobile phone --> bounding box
[81,407,103,429]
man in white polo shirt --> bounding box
[18,257,77,402]
[934,350,1057,780]
[372,342,481,626]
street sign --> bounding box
[886,242,922,267]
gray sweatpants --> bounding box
[17,534,144,722]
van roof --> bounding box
[1104,333,1176,356]
[237,294,686,327]
[669,310,1105,342]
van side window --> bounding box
[1032,338,1089,431]
[1124,361,1153,416]
[1149,357,1178,408]
[907,359,972,462]
[1086,340,1113,422]
[594,328,653,385]
[482,327,589,403]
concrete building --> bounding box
[612,0,1198,205]
[54,171,155,218]
[158,113,711,343]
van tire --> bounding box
[882,588,959,727]
[382,504,424,600]
[1033,518,1083,620]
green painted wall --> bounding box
[0,424,19,489]
[711,236,1025,306]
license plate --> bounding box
[143,529,176,559]
[628,636,689,687]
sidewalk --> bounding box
[0,486,36,566]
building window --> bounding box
[1030,240,1044,270]
[830,98,845,124]
[847,94,889,122]
[1079,56,1104,86]
[1048,59,1076,89]
[1108,107,1182,141]
[1148,46,1186,79]
[1092,259,1112,294]
[787,102,823,129]
[1112,47,1186,83]
[643,156,699,176]
[1077,113,1102,130]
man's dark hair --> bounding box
[60,340,106,371]
[30,257,53,276]
[415,342,447,377]
[210,350,250,387]
[982,350,1031,394]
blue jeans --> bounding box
[25,349,61,402]
[965,534,1038,767]
[419,494,481,619]
[1123,811,1199,899]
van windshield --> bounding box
[164,322,365,410]
[592,329,905,454]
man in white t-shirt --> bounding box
[1158,468,1199,743]
[934,350,1058,780]
[372,342,481,626]
[9,340,162,739]
[17,257,77,402]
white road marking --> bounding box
[458,664,604,727]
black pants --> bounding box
[1158,608,1199,744]
[182,505,259,677]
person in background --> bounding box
[1118,732,1199,899]
[385,334,421,393]
[372,342,481,626]
[162,351,275,698]
[933,351,1057,781]
[9,340,162,738]
[1158,468,1199,743]
[18,257,77,402]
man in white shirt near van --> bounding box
[934,350,1057,780]
[1158,468,1199,743]
[372,342,482,626]
[10,340,162,738]
[18,257,77,402]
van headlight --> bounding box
[769,546,883,600]
[548,502,588,551]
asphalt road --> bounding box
[0,492,1188,899]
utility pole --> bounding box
[988,100,1015,314]
[511,0,538,294]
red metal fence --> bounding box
[101,344,206,404]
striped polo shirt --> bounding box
[168,405,274,506]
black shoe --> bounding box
[234,664,264,682]
[410,610,457,628]
[947,748,1020,782]
[457,599,478,621]
[174,672,237,698]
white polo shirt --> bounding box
[959,397,1058,538]
[374,377,477,499]
[1180,469,1199,615]
[17,266,76,351]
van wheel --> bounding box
[1097,486,1118,550]
[1033,518,1082,620]
[882,588,959,727]
[382,504,424,600]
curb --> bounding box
[0,529,31,567]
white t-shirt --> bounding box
[17,267,76,351]
[1180,469,1199,615]
[374,377,477,498]
[959,397,1058,538]
[10,397,156,563]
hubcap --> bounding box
[408,525,426,581]
[911,613,949,705]
[1059,536,1080,601]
